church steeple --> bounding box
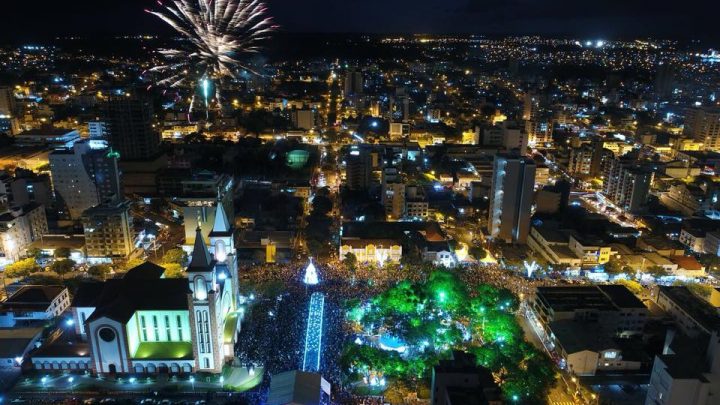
[211,201,231,235]
[188,226,213,270]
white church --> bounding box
[32,203,241,375]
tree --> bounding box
[87,264,111,280]
[676,282,715,299]
[51,259,76,278]
[162,263,185,279]
[645,265,669,278]
[604,257,625,275]
[54,247,71,259]
[311,195,333,216]
[27,248,45,260]
[4,258,40,278]
[161,248,187,265]
[384,380,411,404]
[344,251,357,269]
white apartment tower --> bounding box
[488,154,536,244]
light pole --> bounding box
[570,376,579,399]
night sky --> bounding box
[3,0,720,42]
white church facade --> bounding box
[32,203,241,375]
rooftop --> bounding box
[18,128,78,137]
[669,255,705,271]
[0,285,66,312]
[32,340,91,359]
[132,341,193,360]
[658,286,720,333]
[82,262,191,324]
[341,221,447,242]
[536,285,645,312]
[550,320,617,354]
[533,226,569,244]
[0,327,44,358]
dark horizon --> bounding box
[3,0,720,44]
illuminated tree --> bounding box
[342,269,555,403]
[161,248,187,265]
[4,258,40,278]
[162,263,185,278]
[616,279,643,295]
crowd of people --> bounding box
[234,257,559,403]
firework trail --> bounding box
[146,0,276,108]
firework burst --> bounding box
[146,0,276,105]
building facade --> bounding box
[81,199,134,259]
[604,159,654,214]
[102,96,160,161]
[49,140,121,220]
[685,106,720,151]
[0,204,47,263]
[488,154,536,243]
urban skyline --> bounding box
[2,0,720,42]
[1,2,720,405]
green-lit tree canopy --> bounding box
[342,270,554,403]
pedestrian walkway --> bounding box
[302,292,325,372]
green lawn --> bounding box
[133,342,193,360]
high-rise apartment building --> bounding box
[88,121,107,139]
[345,147,372,191]
[482,121,529,154]
[523,92,543,144]
[49,140,122,220]
[0,169,52,209]
[488,154,536,244]
[102,96,160,160]
[603,158,654,214]
[381,167,405,220]
[568,144,594,175]
[655,64,677,101]
[0,87,16,116]
[81,199,134,259]
[0,204,48,263]
[344,71,363,96]
[685,106,720,151]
